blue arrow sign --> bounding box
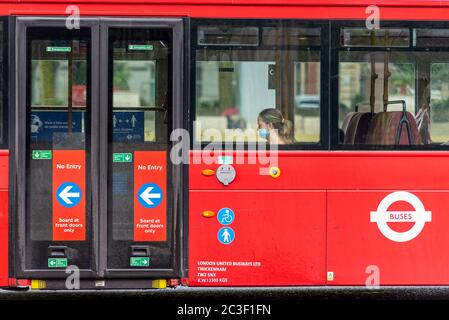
[217,208,235,225]
[218,227,235,245]
[56,182,82,208]
[137,183,163,209]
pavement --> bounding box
[1,286,449,300]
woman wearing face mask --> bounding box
[257,108,294,144]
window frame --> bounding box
[331,20,449,151]
[0,17,8,150]
[190,18,330,151]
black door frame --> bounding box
[98,18,184,278]
[14,16,185,279]
[15,17,100,278]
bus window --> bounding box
[194,22,321,144]
[28,29,90,242]
[112,49,157,143]
[294,61,320,142]
[339,53,416,127]
[430,63,449,143]
[341,28,410,47]
[0,105,2,146]
[108,28,169,244]
[338,51,420,146]
[337,26,449,148]
[0,21,4,148]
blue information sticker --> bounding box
[113,111,144,142]
[217,208,235,225]
[31,111,83,142]
[217,227,235,245]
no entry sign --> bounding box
[134,151,167,242]
[52,150,86,241]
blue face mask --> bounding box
[258,128,269,139]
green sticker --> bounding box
[48,258,68,268]
[46,46,71,53]
[130,257,150,267]
[218,155,233,165]
[32,150,52,160]
[128,44,153,51]
[113,153,133,163]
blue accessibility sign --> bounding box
[217,208,235,225]
[137,183,163,209]
[56,182,82,208]
[217,227,235,245]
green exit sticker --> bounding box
[46,46,72,53]
[32,150,52,160]
[113,153,133,163]
[128,44,153,51]
[130,257,150,267]
[218,155,233,164]
[48,258,68,268]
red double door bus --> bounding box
[2,1,449,289]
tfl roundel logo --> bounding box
[370,191,432,242]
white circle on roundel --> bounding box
[370,191,432,242]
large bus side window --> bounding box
[193,21,322,146]
[337,26,449,148]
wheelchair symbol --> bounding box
[217,208,235,225]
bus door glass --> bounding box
[25,27,93,271]
[104,26,178,274]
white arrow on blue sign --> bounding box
[137,183,163,208]
[56,182,82,208]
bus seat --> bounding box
[344,112,374,144]
[341,112,357,135]
[366,111,422,145]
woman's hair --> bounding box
[258,108,294,144]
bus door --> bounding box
[100,20,183,278]
[15,18,184,281]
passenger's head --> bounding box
[257,108,294,144]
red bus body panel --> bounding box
[189,151,449,286]
[0,151,8,287]
[328,191,449,285]
[0,0,449,20]
[190,151,449,190]
[2,0,449,287]
[189,190,326,286]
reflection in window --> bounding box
[196,60,276,142]
[195,23,321,144]
[431,63,449,142]
[28,33,90,241]
[112,60,156,141]
[341,28,410,47]
[31,60,86,108]
[294,62,320,142]
[414,29,449,47]
[111,34,163,143]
